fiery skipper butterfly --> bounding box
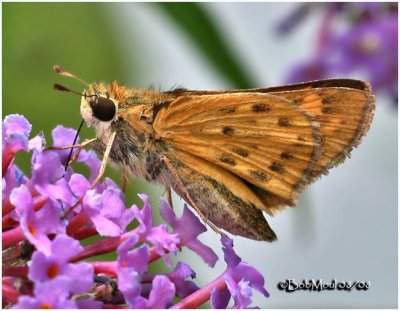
[53,65,375,242]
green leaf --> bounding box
[157,3,256,88]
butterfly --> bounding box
[54,66,375,241]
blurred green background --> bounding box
[3,3,135,198]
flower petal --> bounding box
[211,287,231,309]
[134,275,175,308]
[160,201,218,267]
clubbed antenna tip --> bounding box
[54,83,71,92]
[53,64,90,86]
[53,65,65,74]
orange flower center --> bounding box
[47,264,59,279]
[120,260,127,268]
[40,303,52,309]
[27,223,36,236]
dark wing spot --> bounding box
[269,162,285,173]
[280,151,292,160]
[232,147,249,157]
[297,136,306,142]
[292,98,302,105]
[322,96,335,105]
[322,106,335,114]
[219,107,236,113]
[250,170,270,182]
[252,103,271,113]
[222,126,234,136]
[220,155,236,166]
[278,117,290,127]
[250,144,258,149]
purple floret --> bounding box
[160,200,218,267]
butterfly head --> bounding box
[80,83,118,128]
[52,65,119,130]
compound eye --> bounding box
[90,97,116,122]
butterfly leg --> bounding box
[62,133,116,218]
[166,187,173,209]
[89,132,116,190]
[121,169,128,193]
[45,137,98,152]
[46,138,98,168]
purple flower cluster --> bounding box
[2,114,270,309]
[277,3,398,104]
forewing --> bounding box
[268,86,375,178]
[154,93,321,207]
[165,79,375,180]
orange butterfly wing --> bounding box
[166,79,375,180]
[161,80,375,215]
[267,85,375,179]
[154,93,321,208]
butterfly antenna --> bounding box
[53,65,90,86]
[53,83,96,98]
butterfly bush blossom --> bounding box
[2,114,270,309]
[277,2,398,105]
